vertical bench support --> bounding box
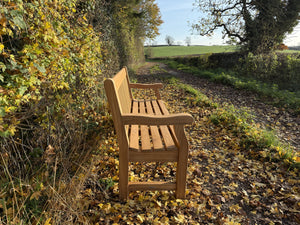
[174,125,189,199]
[119,138,129,200]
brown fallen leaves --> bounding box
[77,63,299,224]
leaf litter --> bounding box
[79,62,299,225]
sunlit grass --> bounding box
[146,45,238,58]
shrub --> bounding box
[0,0,151,223]
[237,52,300,91]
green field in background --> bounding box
[145,45,300,58]
[146,45,238,58]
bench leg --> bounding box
[119,148,129,200]
[175,125,189,199]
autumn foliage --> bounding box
[277,43,289,50]
[0,0,162,223]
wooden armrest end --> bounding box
[122,113,194,125]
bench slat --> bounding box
[151,100,177,151]
[129,100,140,151]
[139,101,152,151]
[158,100,179,148]
[145,100,164,151]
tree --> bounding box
[165,35,175,46]
[192,0,300,54]
[89,0,163,66]
[185,36,192,46]
[139,0,163,40]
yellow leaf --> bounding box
[161,216,169,223]
[0,43,4,52]
[202,116,208,121]
[154,200,162,207]
[229,204,241,213]
[137,214,145,223]
[161,194,169,201]
[230,182,239,188]
[30,191,41,200]
[44,218,52,225]
[7,207,13,217]
[174,214,185,223]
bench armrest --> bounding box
[129,83,163,89]
[129,83,163,99]
[122,113,194,125]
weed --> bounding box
[149,64,167,74]
[99,178,115,190]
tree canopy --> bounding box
[192,0,300,53]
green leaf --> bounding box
[0,62,6,72]
[12,15,27,30]
[0,107,6,117]
[34,63,46,73]
[18,86,28,95]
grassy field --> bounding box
[145,45,238,58]
[145,45,299,58]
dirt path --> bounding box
[137,62,300,151]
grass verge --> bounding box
[164,75,299,169]
[162,59,300,114]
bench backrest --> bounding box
[104,67,132,144]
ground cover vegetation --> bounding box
[0,0,162,223]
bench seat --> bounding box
[129,99,177,152]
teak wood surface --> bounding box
[104,67,194,200]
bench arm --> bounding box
[129,83,163,99]
[129,83,163,89]
[121,113,194,125]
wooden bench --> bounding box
[104,67,194,200]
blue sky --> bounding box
[152,0,300,46]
